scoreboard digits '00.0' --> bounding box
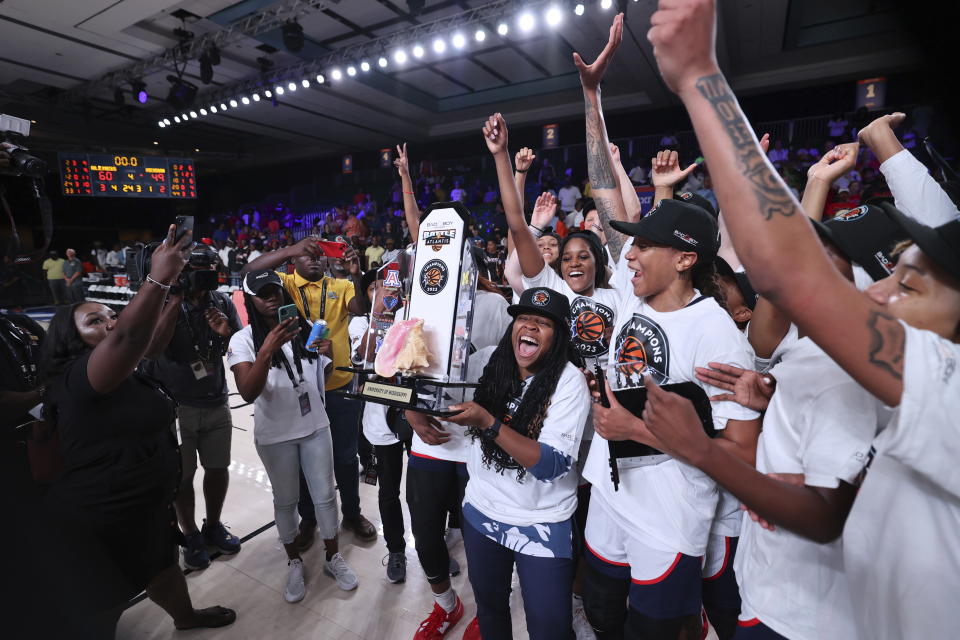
[58,153,197,199]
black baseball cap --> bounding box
[610,199,719,262]
[882,203,960,281]
[676,191,718,219]
[242,269,283,296]
[508,287,570,328]
[715,256,758,310]
[822,204,909,281]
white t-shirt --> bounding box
[464,361,590,526]
[227,325,331,446]
[557,185,582,212]
[349,315,401,447]
[583,279,759,557]
[565,210,585,230]
[843,323,960,639]
[471,290,511,350]
[522,263,620,371]
[880,149,960,227]
[735,338,878,640]
[410,347,495,463]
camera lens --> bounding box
[10,149,47,178]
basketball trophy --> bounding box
[334,201,479,416]
[602,317,715,490]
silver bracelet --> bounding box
[145,275,172,291]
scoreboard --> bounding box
[58,153,197,199]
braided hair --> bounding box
[242,289,317,369]
[689,258,728,314]
[470,315,578,480]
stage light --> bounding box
[199,52,214,84]
[153,141,159,145]
[189,111,197,118]
[331,68,342,80]
[163,118,171,125]
[229,99,238,107]
[546,6,563,26]
[158,121,165,128]
[252,93,261,102]
[412,44,424,58]
[600,0,612,8]
[181,113,189,120]
[174,116,181,123]
[518,11,535,31]
[264,90,273,98]
[131,80,148,104]
[394,49,408,64]
[475,28,486,42]
[347,65,357,76]
[210,106,218,113]
[275,86,284,95]
[219,102,227,110]
[497,22,509,35]
[316,74,325,84]
[302,78,310,88]
[287,81,297,91]
[241,96,250,104]
[199,108,208,115]
[282,20,305,53]
[360,60,371,72]
[574,3,585,15]
[452,32,466,49]
[378,56,388,67]
[433,38,446,54]
[166,75,198,109]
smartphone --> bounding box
[174,215,194,244]
[278,303,299,325]
[316,240,346,259]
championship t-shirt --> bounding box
[842,323,960,640]
[735,338,878,640]
[583,280,759,557]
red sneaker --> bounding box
[461,617,481,640]
[413,597,465,640]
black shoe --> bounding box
[342,515,378,542]
[296,520,316,552]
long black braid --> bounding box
[470,316,578,480]
[243,289,318,369]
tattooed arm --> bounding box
[574,13,629,263]
[648,0,903,406]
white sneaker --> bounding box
[323,552,359,591]
[284,558,306,603]
[444,527,463,549]
[573,601,597,640]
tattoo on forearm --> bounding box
[695,74,797,220]
[585,95,616,190]
[867,311,905,381]
[593,195,623,261]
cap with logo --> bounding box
[883,203,960,281]
[610,198,719,262]
[507,287,571,328]
[243,269,284,296]
[675,191,718,219]
[812,204,908,282]
[715,256,758,310]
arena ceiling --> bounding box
[0,0,918,172]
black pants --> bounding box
[375,442,407,553]
[406,457,468,584]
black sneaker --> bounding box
[202,519,241,555]
[384,552,407,583]
[296,520,317,552]
[183,530,211,570]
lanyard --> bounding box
[277,346,306,389]
[180,294,219,362]
[298,278,328,322]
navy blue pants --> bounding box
[463,519,574,640]
[731,619,787,639]
[299,390,362,521]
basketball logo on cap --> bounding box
[532,290,550,306]
[833,206,868,222]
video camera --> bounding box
[0,114,47,178]
[127,240,220,294]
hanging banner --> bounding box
[379,148,393,168]
[342,154,353,174]
[543,123,559,149]
[856,77,886,110]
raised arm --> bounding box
[649,0,902,406]
[242,235,318,276]
[800,142,860,222]
[394,143,423,239]
[574,13,630,263]
[87,226,192,394]
[651,148,699,206]
[611,143,643,223]
[514,147,536,213]
[483,113,548,279]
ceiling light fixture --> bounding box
[452,33,466,49]
[252,93,261,101]
[347,65,357,76]
[302,78,310,88]
[394,49,408,64]
[241,96,250,104]
[518,11,536,32]
[317,73,325,83]
[433,38,446,54]
[378,56,388,67]
[228,99,238,108]
[199,108,208,115]
[475,28,486,42]
[497,22,509,35]
[412,44,424,58]
[574,3,585,16]
[210,105,218,113]
[360,60,371,72]
[287,81,297,91]
[275,86,284,95]
[545,6,563,26]
[332,68,342,80]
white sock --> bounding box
[435,587,458,613]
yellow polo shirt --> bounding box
[278,271,355,390]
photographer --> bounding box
[39,225,235,637]
[243,236,377,544]
[142,244,243,570]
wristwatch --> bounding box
[481,418,502,441]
